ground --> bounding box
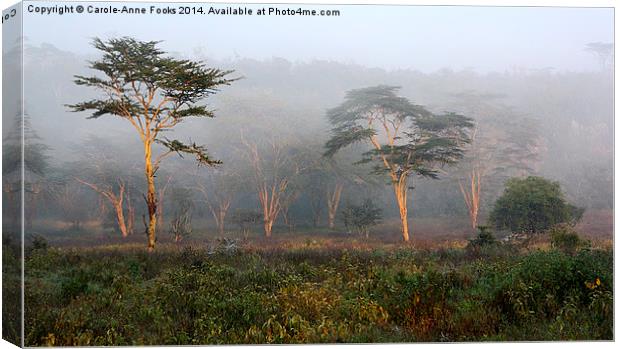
[10,216,614,345]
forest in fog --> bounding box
[0,9,613,341]
[3,40,611,246]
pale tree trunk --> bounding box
[196,183,231,238]
[144,141,158,251]
[264,219,274,238]
[242,136,291,239]
[459,167,482,230]
[258,184,286,238]
[256,179,289,238]
[75,177,129,238]
[326,182,343,229]
[281,206,292,232]
[114,199,128,238]
[393,176,410,242]
[212,201,230,237]
[370,129,411,243]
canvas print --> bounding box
[1,0,614,346]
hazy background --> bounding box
[4,1,614,242]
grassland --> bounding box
[15,231,613,345]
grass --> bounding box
[16,234,614,345]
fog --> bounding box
[4,2,613,242]
[23,2,613,73]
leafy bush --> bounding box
[29,234,49,252]
[490,176,583,234]
[23,244,612,345]
[467,225,496,247]
[341,199,382,238]
[549,223,590,255]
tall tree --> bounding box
[324,85,473,242]
[241,135,300,238]
[68,37,235,250]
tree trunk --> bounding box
[215,204,229,237]
[264,219,273,238]
[114,202,129,238]
[217,212,225,237]
[459,168,481,231]
[327,183,343,230]
[393,180,410,242]
[145,142,158,251]
[127,192,135,235]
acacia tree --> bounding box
[194,169,239,237]
[241,135,299,238]
[324,85,473,242]
[68,37,234,250]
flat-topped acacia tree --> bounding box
[68,37,235,250]
[324,85,473,242]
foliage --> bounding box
[29,234,49,252]
[490,176,583,234]
[467,225,496,248]
[324,85,473,180]
[549,223,590,255]
[341,199,383,238]
[67,37,234,165]
[23,244,612,345]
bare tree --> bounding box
[241,134,299,238]
[75,178,130,237]
[195,170,237,237]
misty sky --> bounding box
[21,1,613,73]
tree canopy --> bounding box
[490,176,584,234]
[324,85,473,242]
[68,37,235,168]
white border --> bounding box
[0,1,617,348]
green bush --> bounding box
[23,245,612,345]
[549,223,590,255]
[490,176,583,234]
[468,225,496,247]
[341,199,382,238]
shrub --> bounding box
[549,223,590,255]
[29,234,49,253]
[490,176,583,234]
[341,199,382,238]
[468,225,496,247]
[170,205,192,243]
